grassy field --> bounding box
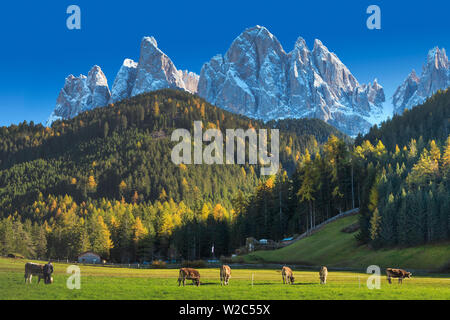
[240,215,450,271]
[0,257,449,300]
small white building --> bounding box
[78,252,101,264]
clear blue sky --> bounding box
[0,0,448,126]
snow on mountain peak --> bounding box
[109,59,139,104]
[123,58,138,68]
[142,36,158,48]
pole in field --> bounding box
[252,273,254,287]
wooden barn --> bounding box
[77,252,101,264]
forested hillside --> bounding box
[357,88,450,150]
[236,89,449,252]
[355,89,450,248]
[0,88,448,264]
[0,89,345,262]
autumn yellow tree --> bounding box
[153,101,160,116]
[88,215,113,259]
[132,191,139,204]
[201,203,210,221]
[133,217,148,242]
[442,136,450,177]
[212,203,227,221]
[87,175,97,191]
[159,188,167,200]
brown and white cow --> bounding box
[220,265,231,286]
[24,262,45,284]
[386,268,412,284]
[178,268,201,286]
[281,266,295,284]
[319,266,328,284]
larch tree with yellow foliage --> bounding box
[88,215,113,259]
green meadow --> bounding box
[0,257,448,300]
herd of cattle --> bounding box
[24,262,412,286]
[177,265,412,286]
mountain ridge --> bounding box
[198,26,385,137]
[46,26,447,137]
[393,47,449,115]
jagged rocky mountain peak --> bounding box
[142,36,158,48]
[109,59,139,104]
[198,25,385,136]
[408,69,420,81]
[393,46,449,115]
[427,47,448,69]
[46,65,111,126]
[48,37,199,124]
[87,65,108,87]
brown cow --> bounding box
[220,265,231,286]
[386,268,412,284]
[319,266,328,284]
[281,266,295,284]
[178,268,201,286]
[24,262,45,284]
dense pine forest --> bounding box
[236,89,450,250]
[355,89,450,248]
[0,88,449,262]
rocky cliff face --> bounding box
[393,47,449,114]
[198,26,385,136]
[109,58,138,104]
[48,37,199,125]
[47,65,110,126]
[131,37,188,96]
[110,37,199,104]
[181,70,200,94]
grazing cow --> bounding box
[178,268,201,287]
[386,268,412,284]
[220,265,231,286]
[24,262,45,284]
[281,266,295,284]
[43,262,54,284]
[319,266,328,284]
